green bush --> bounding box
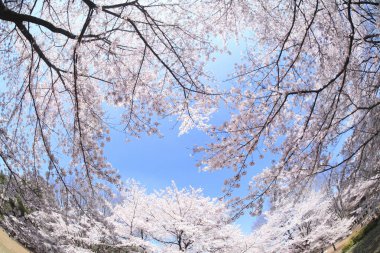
[0,199,14,215]
[0,171,6,184]
[0,196,29,217]
[8,198,15,209]
[16,196,28,217]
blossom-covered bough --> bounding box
[196,0,380,218]
[0,0,240,207]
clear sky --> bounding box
[103,39,269,234]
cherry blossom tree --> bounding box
[149,183,245,253]
[3,177,248,253]
[195,0,380,216]
[249,190,353,253]
[334,177,380,224]
[1,0,378,251]
[0,0,244,208]
[106,179,154,251]
[109,181,246,253]
[3,177,146,253]
[0,173,123,253]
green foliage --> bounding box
[8,198,15,210]
[0,200,13,217]
[0,196,29,217]
[16,196,28,217]
[0,171,6,185]
[350,219,380,253]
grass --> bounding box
[342,240,355,253]
[347,218,380,253]
[340,218,380,253]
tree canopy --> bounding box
[0,0,379,252]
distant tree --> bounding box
[110,182,245,253]
[336,178,380,223]
[249,190,353,253]
[107,179,153,246]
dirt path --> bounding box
[0,228,30,253]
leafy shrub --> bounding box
[16,196,28,217]
[0,171,6,185]
[0,196,29,217]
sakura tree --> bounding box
[249,190,353,253]
[195,0,380,216]
[106,179,155,251]
[0,0,378,250]
[334,177,380,224]
[3,177,149,252]
[34,180,248,253]
[0,0,245,208]
[109,182,245,253]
